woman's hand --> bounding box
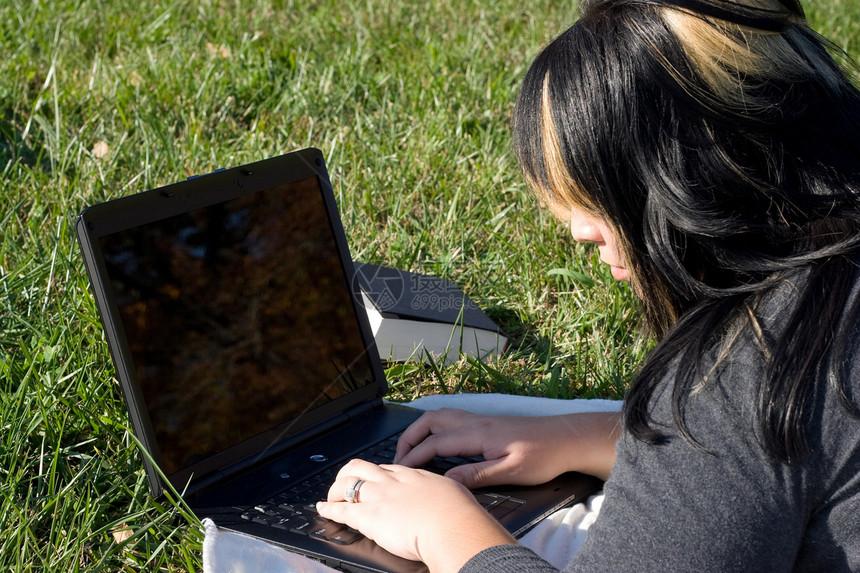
[316,459,516,573]
[394,408,621,487]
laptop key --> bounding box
[289,516,315,535]
[309,519,345,541]
[328,527,363,545]
[252,514,276,526]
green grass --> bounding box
[1,0,857,570]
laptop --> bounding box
[75,148,602,572]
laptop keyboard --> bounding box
[239,433,525,545]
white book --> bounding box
[353,263,508,364]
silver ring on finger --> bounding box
[345,478,365,503]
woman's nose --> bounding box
[569,212,604,244]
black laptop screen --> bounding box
[98,176,375,475]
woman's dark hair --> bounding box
[513,0,860,462]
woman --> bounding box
[317,0,860,570]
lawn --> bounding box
[1,0,857,569]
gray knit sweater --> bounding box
[461,289,860,572]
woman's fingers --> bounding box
[319,461,399,546]
[396,431,484,469]
[317,458,519,569]
[394,408,471,463]
[325,459,388,501]
[443,457,515,489]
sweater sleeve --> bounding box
[459,544,559,573]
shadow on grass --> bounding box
[384,304,631,402]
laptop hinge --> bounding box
[344,397,384,421]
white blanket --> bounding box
[202,393,622,572]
